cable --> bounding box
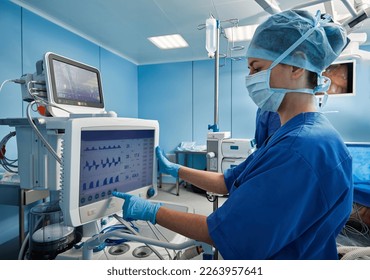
[146,221,174,259]
[0,131,18,173]
[0,78,26,93]
[0,79,13,92]
[100,224,139,246]
[17,232,30,260]
[26,101,62,164]
[338,246,370,260]
[113,214,165,260]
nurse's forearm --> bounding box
[156,206,214,245]
[178,166,228,195]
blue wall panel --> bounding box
[100,49,138,117]
[0,1,22,159]
[0,0,22,258]
[230,59,257,139]
[22,9,100,74]
[138,62,193,153]
[193,59,233,145]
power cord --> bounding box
[0,131,18,173]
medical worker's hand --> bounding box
[156,146,180,178]
[112,191,162,224]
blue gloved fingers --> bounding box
[155,146,180,178]
[112,191,131,200]
[155,146,167,165]
[114,190,162,224]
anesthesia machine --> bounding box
[1,52,209,260]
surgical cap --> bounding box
[246,10,349,74]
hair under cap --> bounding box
[246,10,349,74]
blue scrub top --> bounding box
[207,112,353,260]
[254,108,281,148]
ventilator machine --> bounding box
[1,52,211,260]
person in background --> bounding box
[114,9,353,260]
[254,108,280,148]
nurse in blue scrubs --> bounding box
[114,9,353,259]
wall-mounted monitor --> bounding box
[322,59,356,96]
[59,117,159,227]
[43,52,105,117]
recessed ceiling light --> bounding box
[224,25,259,42]
[148,34,189,49]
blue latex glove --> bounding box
[156,146,180,178]
[112,191,162,224]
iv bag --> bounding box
[206,17,217,58]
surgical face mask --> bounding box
[245,68,286,112]
[246,10,331,112]
[245,67,331,112]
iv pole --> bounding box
[213,20,220,132]
[209,18,221,260]
[208,19,220,133]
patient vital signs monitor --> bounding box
[59,117,159,227]
[43,52,105,117]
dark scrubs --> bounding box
[207,112,353,259]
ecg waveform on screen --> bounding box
[79,137,154,205]
[82,175,120,190]
[84,145,121,151]
[83,157,121,171]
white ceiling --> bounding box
[10,0,370,65]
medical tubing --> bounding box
[27,84,72,115]
[26,102,62,165]
[82,230,198,260]
[338,246,370,260]
[100,224,138,245]
[32,94,72,114]
[113,214,164,260]
[146,221,174,259]
[0,79,14,92]
[17,232,30,260]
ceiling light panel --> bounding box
[224,25,259,42]
[148,34,189,49]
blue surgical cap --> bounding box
[246,10,349,74]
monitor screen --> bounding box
[44,52,105,117]
[59,117,159,227]
[346,142,370,183]
[322,60,355,95]
[79,129,155,208]
[346,142,370,206]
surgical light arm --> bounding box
[342,6,370,33]
[255,0,281,14]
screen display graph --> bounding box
[79,129,155,207]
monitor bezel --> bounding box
[44,52,105,117]
[345,142,370,148]
[60,117,159,227]
[322,59,356,96]
[345,141,370,181]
